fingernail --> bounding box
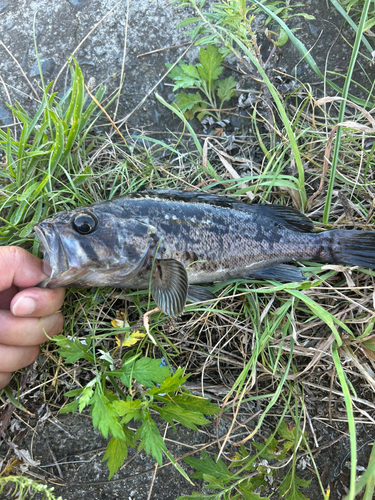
[12,297,37,316]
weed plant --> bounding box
[1,1,375,499]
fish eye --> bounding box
[72,213,98,235]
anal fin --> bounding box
[187,285,216,304]
[246,264,307,282]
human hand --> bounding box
[0,246,65,390]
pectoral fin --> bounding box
[151,259,188,317]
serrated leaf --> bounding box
[78,384,94,413]
[166,63,186,81]
[103,436,129,479]
[102,426,135,479]
[112,399,142,424]
[91,390,124,440]
[217,76,237,102]
[174,92,205,113]
[149,367,189,395]
[136,411,167,465]
[157,406,210,431]
[120,357,170,388]
[197,45,224,84]
[181,62,200,80]
[252,437,279,460]
[278,421,297,442]
[155,392,220,415]
[184,451,232,482]
[60,399,80,414]
[54,334,93,363]
[64,388,83,398]
[167,62,201,91]
[238,479,270,499]
[279,472,311,500]
[173,77,201,92]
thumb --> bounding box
[0,246,49,292]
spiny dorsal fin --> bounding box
[135,190,314,233]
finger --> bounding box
[0,311,64,346]
[11,288,65,317]
[0,372,12,390]
[0,284,18,309]
[0,246,49,292]
[0,344,39,372]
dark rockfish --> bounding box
[34,190,375,317]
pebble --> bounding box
[29,58,55,78]
[66,0,91,10]
[308,23,319,38]
[0,2,9,14]
[0,105,13,126]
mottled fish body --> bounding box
[34,190,375,316]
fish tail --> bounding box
[319,230,375,268]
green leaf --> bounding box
[120,357,170,388]
[155,392,220,415]
[176,16,200,28]
[174,91,205,113]
[102,427,135,479]
[177,493,221,500]
[63,388,83,398]
[278,421,296,442]
[2,386,31,414]
[136,410,167,465]
[103,436,129,479]
[54,334,93,363]
[276,28,289,47]
[184,451,232,482]
[60,399,80,414]
[252,437,279,461]
[90,389,125,440]
[112,399,142,424]
[197,45,224,84]
[157,406,210,431]
[164,449,194,485]
[149,367,189,395]
[202,473,226,490]
[279,472,311,500]
[238,478,270,499]
[217,76,237,102]
[78,384,94,413]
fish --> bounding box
[34,190,375,317]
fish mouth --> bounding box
[34,223,88,288]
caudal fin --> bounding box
[325,230,375,268]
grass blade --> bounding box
[323,0,372,223]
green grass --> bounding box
[2,0,375,498]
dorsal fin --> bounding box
[132,190,314,233]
